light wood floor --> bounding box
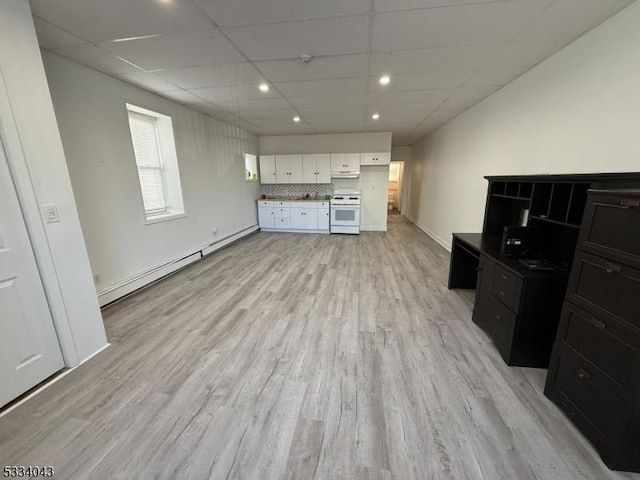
[1,215,638,480]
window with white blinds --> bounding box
[126,104,185,223]
[128,111,168,214]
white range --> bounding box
[330,189,361,234]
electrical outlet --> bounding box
[93,274,100,285]
[212,226,218,235]
[41,204,60,223]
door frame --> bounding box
[0,67,79,366]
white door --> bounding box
[316,154,331,183]
[302,155,317,184]
[259,155,276,184]
[290,208,305,229]
[0,139,64,408]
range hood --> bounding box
[331,169,360,179]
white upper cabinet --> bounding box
[316,154,331,183]
[345,153,361,171]
[259,155,277,184]
[360,152,391,165]
[330,153,346,172]
[275,154,303,183]
[302,154,331,184]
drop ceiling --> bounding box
[31,0,633,145]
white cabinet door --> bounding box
[302,155,317,184]
[345,153,360,171]
[360,152,390,165]
[288,154,303,183]
[275,155,290,183]
[290,208,305,229]
[304,208,318,230]
[331,153,346,171]
[0,142,64,408]
[274,216,290,229]
[316,154,331,183]
[259,155,277,184]
[318,208,330,230]
[258,208,274,229]
[276,155,303,183]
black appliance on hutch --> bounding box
[448,173,640,473]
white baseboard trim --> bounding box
[360,226,387,232]
[202,225,260,256]
[97,225,258,306]
[258,228,329,235]
[405,214,452,253]
[0,343,111,419]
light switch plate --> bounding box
[41,203,60,223]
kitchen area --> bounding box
[256,132,393,235]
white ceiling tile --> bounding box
[238,109,299,120]
[289,94,368,109]
[275,78,368,98]
[152,63,265,89]
[30,0,214,42]
[223,16,370,61]
[190,83,282,103]
[447,85,501,103]
[365,102,440,115]
[374,0,510,14]
[484,0,636,70]
[194,0,370,27]
[101,30,245,70]
[369,72,470,92]
[368,90,453,104]
[117,72,181,92]
[296,105,366,117]
[33,17,87,50]
[157,89,213,108]
[464,65,532,87]
[213,97,293,112]
[372,1,551,51]
[53,43,144,75]
[262,126,317,135]
[370,44,503,75]
[254,54,368,82]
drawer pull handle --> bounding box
[499,291,505,296]
[603,262,622,274]
[495,315,501,320]
[587,317,607,330]
[501,274,507,280]
[620,198,640,208]
[576,367,592,381]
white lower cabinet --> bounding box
[258,200,329,232]
[291,208,318,230]
[258,208,274,229]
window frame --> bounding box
[126,103,186,225]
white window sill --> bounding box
[144,211,187,225]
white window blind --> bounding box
[127,111,168,215]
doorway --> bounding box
[388,161,404,215]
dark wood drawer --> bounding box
[567,252,640,330]
[557,302,640,389]
[492,264,522,312]
[578,192,640,269]
[483,297,516,350]
[550,347,633,446]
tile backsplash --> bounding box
[261,183,333,197]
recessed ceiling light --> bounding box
[372,113,380,120]
[379,75,391,86]
[293,116,301,122]
[259,83,270,92]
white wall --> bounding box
[43,52,260,304]
[259,133,392,231]
[407,1,640,250]
[0,0,107,364]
